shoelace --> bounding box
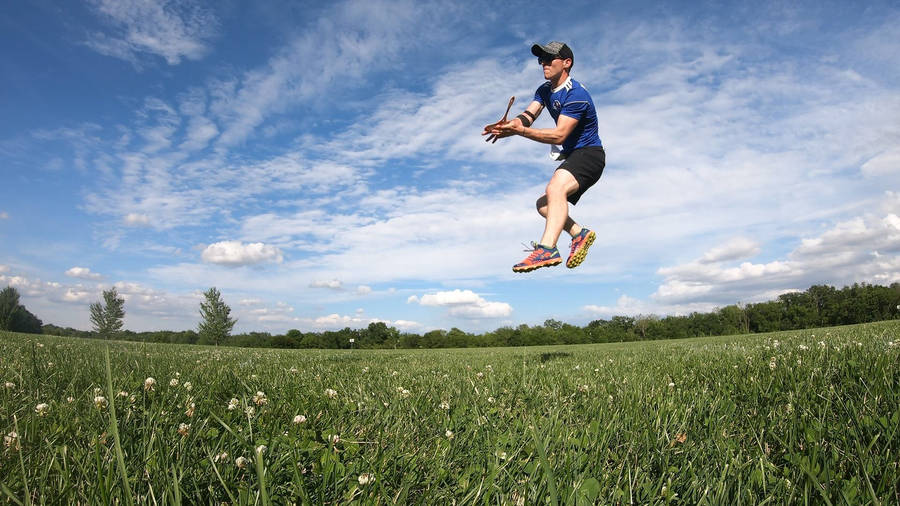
[521,241,540,252]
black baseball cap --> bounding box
[531,41,574,63]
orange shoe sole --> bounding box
[513,257,562,273]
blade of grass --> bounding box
[530,422,559,506]
[104,345,133,505]
[12,415,31,506]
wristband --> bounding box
[516,113,533,127]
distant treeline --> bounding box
[39,282,900,349]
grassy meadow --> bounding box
[1,321,898,504]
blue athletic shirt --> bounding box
[533,77,602,156]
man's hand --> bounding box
[482,96,515,143]
[483,119,522,143]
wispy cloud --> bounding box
[84,0,218,65]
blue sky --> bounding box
[1,0,899,334]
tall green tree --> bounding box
[197,287,236,346]
[90,287,125,339]
[0,285,22,330]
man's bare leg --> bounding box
[536,169,581,247]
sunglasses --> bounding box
[537,55,562,65]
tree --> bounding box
[197,287,236,346]
[90,287,125,339]
[0,286,22,330]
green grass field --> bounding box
[1,321,898,504]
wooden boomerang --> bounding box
[486,96,515,143]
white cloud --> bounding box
[65,267,103,280]
[123,213,152,227]
[700,237,760,264]
[409,289,513,319]
[302,312,420,331]
[861,149,900,177]
[63,288,95,303]
[355,285,372,295]
[310,279,343,290]
[201,241,283,266]
[85,0,218,65]
[0,265,8,273]
[0,211,8,219]
[651,203,900,307]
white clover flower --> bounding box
[183,382,192,391]
[35,403,50,416]
[798,344,809,351]
[769,358,777,370]
[4,381,14,389]
[328,434,340,444]
[358,473,374,486]
[144,377,156,391]
[185,403,195,418]
[439,401,450,410]
[235,456,249,469]
[290,367,299,373]
[256,445,267,454]
[578,384,589,393]
[325,388,338,399]
[293,414,307,424]
[445,429,454,439]
[94,396,108,409]
[177,423,190,437]
[245,406,255,416]
[118,391,129,398]
[497,451,508,460]
[391,370,399,376]
[169,378,179,387]
[66,396,75,403]
[487,396,495,404]
[668,382,675,388]
[251,374,258,380]
[4,431,19,450]
[485,365,493,371]
[252,391,268,406]
[362,367,369,373]
[214,451,228,463]
[227,398,240,410]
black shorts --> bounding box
[556,146,605,204]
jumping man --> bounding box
[484,41,605,273]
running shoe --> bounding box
[513,242,562,273]
[566,228,596,268]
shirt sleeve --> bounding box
[560,91,589,120]
[533,84,548,106]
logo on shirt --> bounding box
[552,99,561,111]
